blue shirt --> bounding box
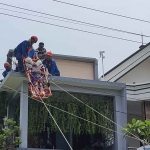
[42,59,60,76]
[2,68,11,78]
[14,40,33,58]
[28,49,35,59]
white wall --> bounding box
[118,58,150,84]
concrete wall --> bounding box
[55,58,94,80]
[118,58,150,84]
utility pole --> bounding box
[99,51,105,80]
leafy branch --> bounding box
[122,118,150,146]
[0,118,21,150]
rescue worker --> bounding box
[35,42,47,60]
[14,36,38,72]
[2,62,12,78]
[42,51,60,76]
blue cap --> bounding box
[39,42,44,46]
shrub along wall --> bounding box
[0,91,114,147]
[27,92,114,135]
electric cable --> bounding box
[0,12,144,44]
[50,0,150,24]
[0,6,150,37]
[3,84,145,143]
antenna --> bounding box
[141,31,143,45]
[99,51,105,80]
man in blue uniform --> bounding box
[14,36,38,72]
[43,51,60,76]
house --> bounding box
[100,43,150,148]
[0,50,127,150]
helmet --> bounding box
[46,51,53,57]
[31,36,38,43]
[4,62,10,68]
[39,42,44,46]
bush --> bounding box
[0,118,21,150]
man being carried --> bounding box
[35,42,46,60]
[43,51,60,76]
[14,36,38,72]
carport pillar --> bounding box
[19,81,28,148]
[114,89,127,150]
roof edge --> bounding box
[53,53,97,63]
[102,42,150,77]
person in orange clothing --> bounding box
[2,62,12,78]
[42,51,60,76]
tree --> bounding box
[0,118,21,150]
[122,118,150,146]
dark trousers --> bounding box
[14,52,23,70]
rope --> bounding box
[3,84,146,144]
[6,58,147,144]
[50,80,149,145]
[29,81,73,150]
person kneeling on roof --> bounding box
[42,51,60,76]
[35,42,47,60]
[2,62,12,78]
[14,36,38,72]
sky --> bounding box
[0,0,150,79]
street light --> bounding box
[99,51,105,80]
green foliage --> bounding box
[27,92,114,135]
[122,118,150,145]
[0,92,7,124]
[0,118,21,149]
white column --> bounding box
[19,80,28,148]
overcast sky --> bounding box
[0,0,150,79]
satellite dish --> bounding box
[137,145,150,150]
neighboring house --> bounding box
[100,43,150,148]
[0,50,127,150]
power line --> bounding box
[51,0,150,24]
[0,12,144,44]
[0,5,150,38]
